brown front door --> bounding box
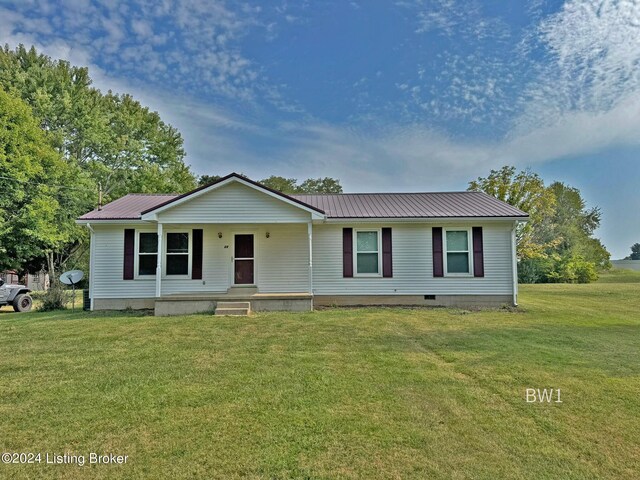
[234,234,254,284]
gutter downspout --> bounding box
[86,223,95,311]
[511,221,518,306]
[308,222,313,309]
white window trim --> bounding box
[443,227,473,277]
[135,229,159,279]
[353,228,382,277]
[163,230,192,279]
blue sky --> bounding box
[1,0,639,258]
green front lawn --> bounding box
[1,271,639,479]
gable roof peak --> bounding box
[139,172,326,217]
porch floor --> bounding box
[154,292,313,316]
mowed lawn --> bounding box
[1,272,639,479]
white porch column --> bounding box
[156,222,163,298]
[307,222,313,301]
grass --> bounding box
[595,267,640,283]
[1,270,639,479]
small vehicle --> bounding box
[0,278,33,312]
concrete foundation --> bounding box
[92,298,155,310]
[313,294,514,308]
[251,297,313,312]
[92,293,512,315]
[154,298,217,316]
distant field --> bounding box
[611,260,640,272]
[0,270,638,478]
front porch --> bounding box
[154,291,313,316]
[86,176,323,314]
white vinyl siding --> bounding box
[91,221,514,300]
[91,223,309,299]
[157,182,312,224]
[92,225,156,299]
[256,224,309,293]
[312,223,513,295]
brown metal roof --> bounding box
[78,177,528,221]
[79,194,179,220]
[291,191,528,218]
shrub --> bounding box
[571,257,598,283]
[547,255,598,284]
[518,254,598,284]
[39,283,70,311]
[518,257,554,284]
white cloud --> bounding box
[130,19,154,39]
[506,92,640,163]
[518,0,640,130]
[402,0,510,40]
[394,1,516,126]
[0,0,263,100]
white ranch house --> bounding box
[77,173,528,315]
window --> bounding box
[445,229,471,274]
[355,229,380,275]
[138,232,158,275]
[166,232,189,275]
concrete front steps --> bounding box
[214,301,251,316]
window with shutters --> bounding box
[354,229,382,276]
[444,228,473,275]
[165,232,190,276]
[137,232,158,276]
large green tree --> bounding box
[0,44,197,277]
[468,166,556,258]
[469,166,610,283]
[89,92,194,199]
[545,182,610,268]
[0,88,92,272]
[0,45,196,201]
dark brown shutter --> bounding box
[123,229,135,280]
[343,228,353,277]
[432,227,444,277]
[472,226,484,277]
[192,229,203,279]
[382,227,393,277]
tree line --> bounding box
[197,175,342,194]
[626,244,640,260]
[0,44,626,286]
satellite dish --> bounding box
[60,270,84,285]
